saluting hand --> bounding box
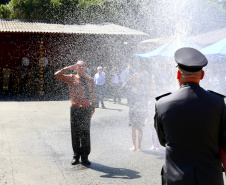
[69,64,77,71]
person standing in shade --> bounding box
[154,47,226,185]
[54,61,96,165]
[94,66,106,108]
[2,66,11,91]
[12,66,21,94]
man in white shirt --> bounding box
[94,66,106,108]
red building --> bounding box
[0,19,148,99]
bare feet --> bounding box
[130,146,136,151]
[138,148,141,152]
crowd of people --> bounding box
[54,47,226,184]
[1,47,226,184]
[91,63,161,151]
[0,65,55,98]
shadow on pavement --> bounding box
[90,162,141,179]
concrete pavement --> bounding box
[0,99,164,185]
[0,99,225,185]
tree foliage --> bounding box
[0,0,225,36]
[10,0,52,20]
[50,0,79,22]
[0,4,10,18]
[2,0,149,24]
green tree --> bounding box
[49,0,79,23]
[10,0,51,20]
[3,0,225,37]
[100,0,149,31]
[0,4,11,18]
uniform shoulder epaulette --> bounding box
[207,90,226,98]
[155,92,172,101]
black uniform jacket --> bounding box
[154,82,226,185]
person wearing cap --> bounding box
[154,47,226,185]
[55,61,96,166]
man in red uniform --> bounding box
[55,61,96,165]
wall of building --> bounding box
[0,32,144,100]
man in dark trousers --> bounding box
[55,61,96,165]
[154,47,226,185]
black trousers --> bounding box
[95,85,105,107]
[70,105,92,159]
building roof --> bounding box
[136,27,226,53]
[0,19,148,36]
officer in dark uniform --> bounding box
[154,47,226,185]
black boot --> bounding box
[71,155,80,165]
[81,156,91,165]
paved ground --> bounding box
[0,98,226,185]
[0,98,164,185]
